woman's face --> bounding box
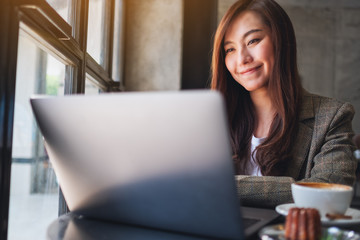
[224,11,274,93]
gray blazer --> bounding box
[236,91,357,208]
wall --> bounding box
[123,0,183,91]
[181,0,218,89]
[218,0,360,134]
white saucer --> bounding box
[275,203,360,227]
[259,224,360,240]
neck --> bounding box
[250,89,276,138]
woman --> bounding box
[211,0,357,207]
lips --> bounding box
[239,64,263,75]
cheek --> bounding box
[224,56,234,73]
[258,43,275,65]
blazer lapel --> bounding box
[285,93,314,180]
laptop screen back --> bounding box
[30,90,244,239]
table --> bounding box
[47,205,360,240]
[47,212,281,240]
[47,213,213,240]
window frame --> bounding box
[0,0,123,238]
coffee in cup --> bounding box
[291,182,353,217]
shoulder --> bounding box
[301,91,355,121]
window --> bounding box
[9,29,66,240]
[87,0,106,65]
[0,0,124,239]
[46,0,72,25]
[85,73,105,95]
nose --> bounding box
[238,47,253,65]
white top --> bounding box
[248,135,265,176]
[354,149,360,160]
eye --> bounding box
[247,38,260,46]
[225,48,235,54]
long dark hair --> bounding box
[211,0,302,176]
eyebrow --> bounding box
[243,29,262,38]
[224,29,263,46]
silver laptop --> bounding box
[30,90,278,240]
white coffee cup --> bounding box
[291,182,353,217]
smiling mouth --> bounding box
[240,65,262,75]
